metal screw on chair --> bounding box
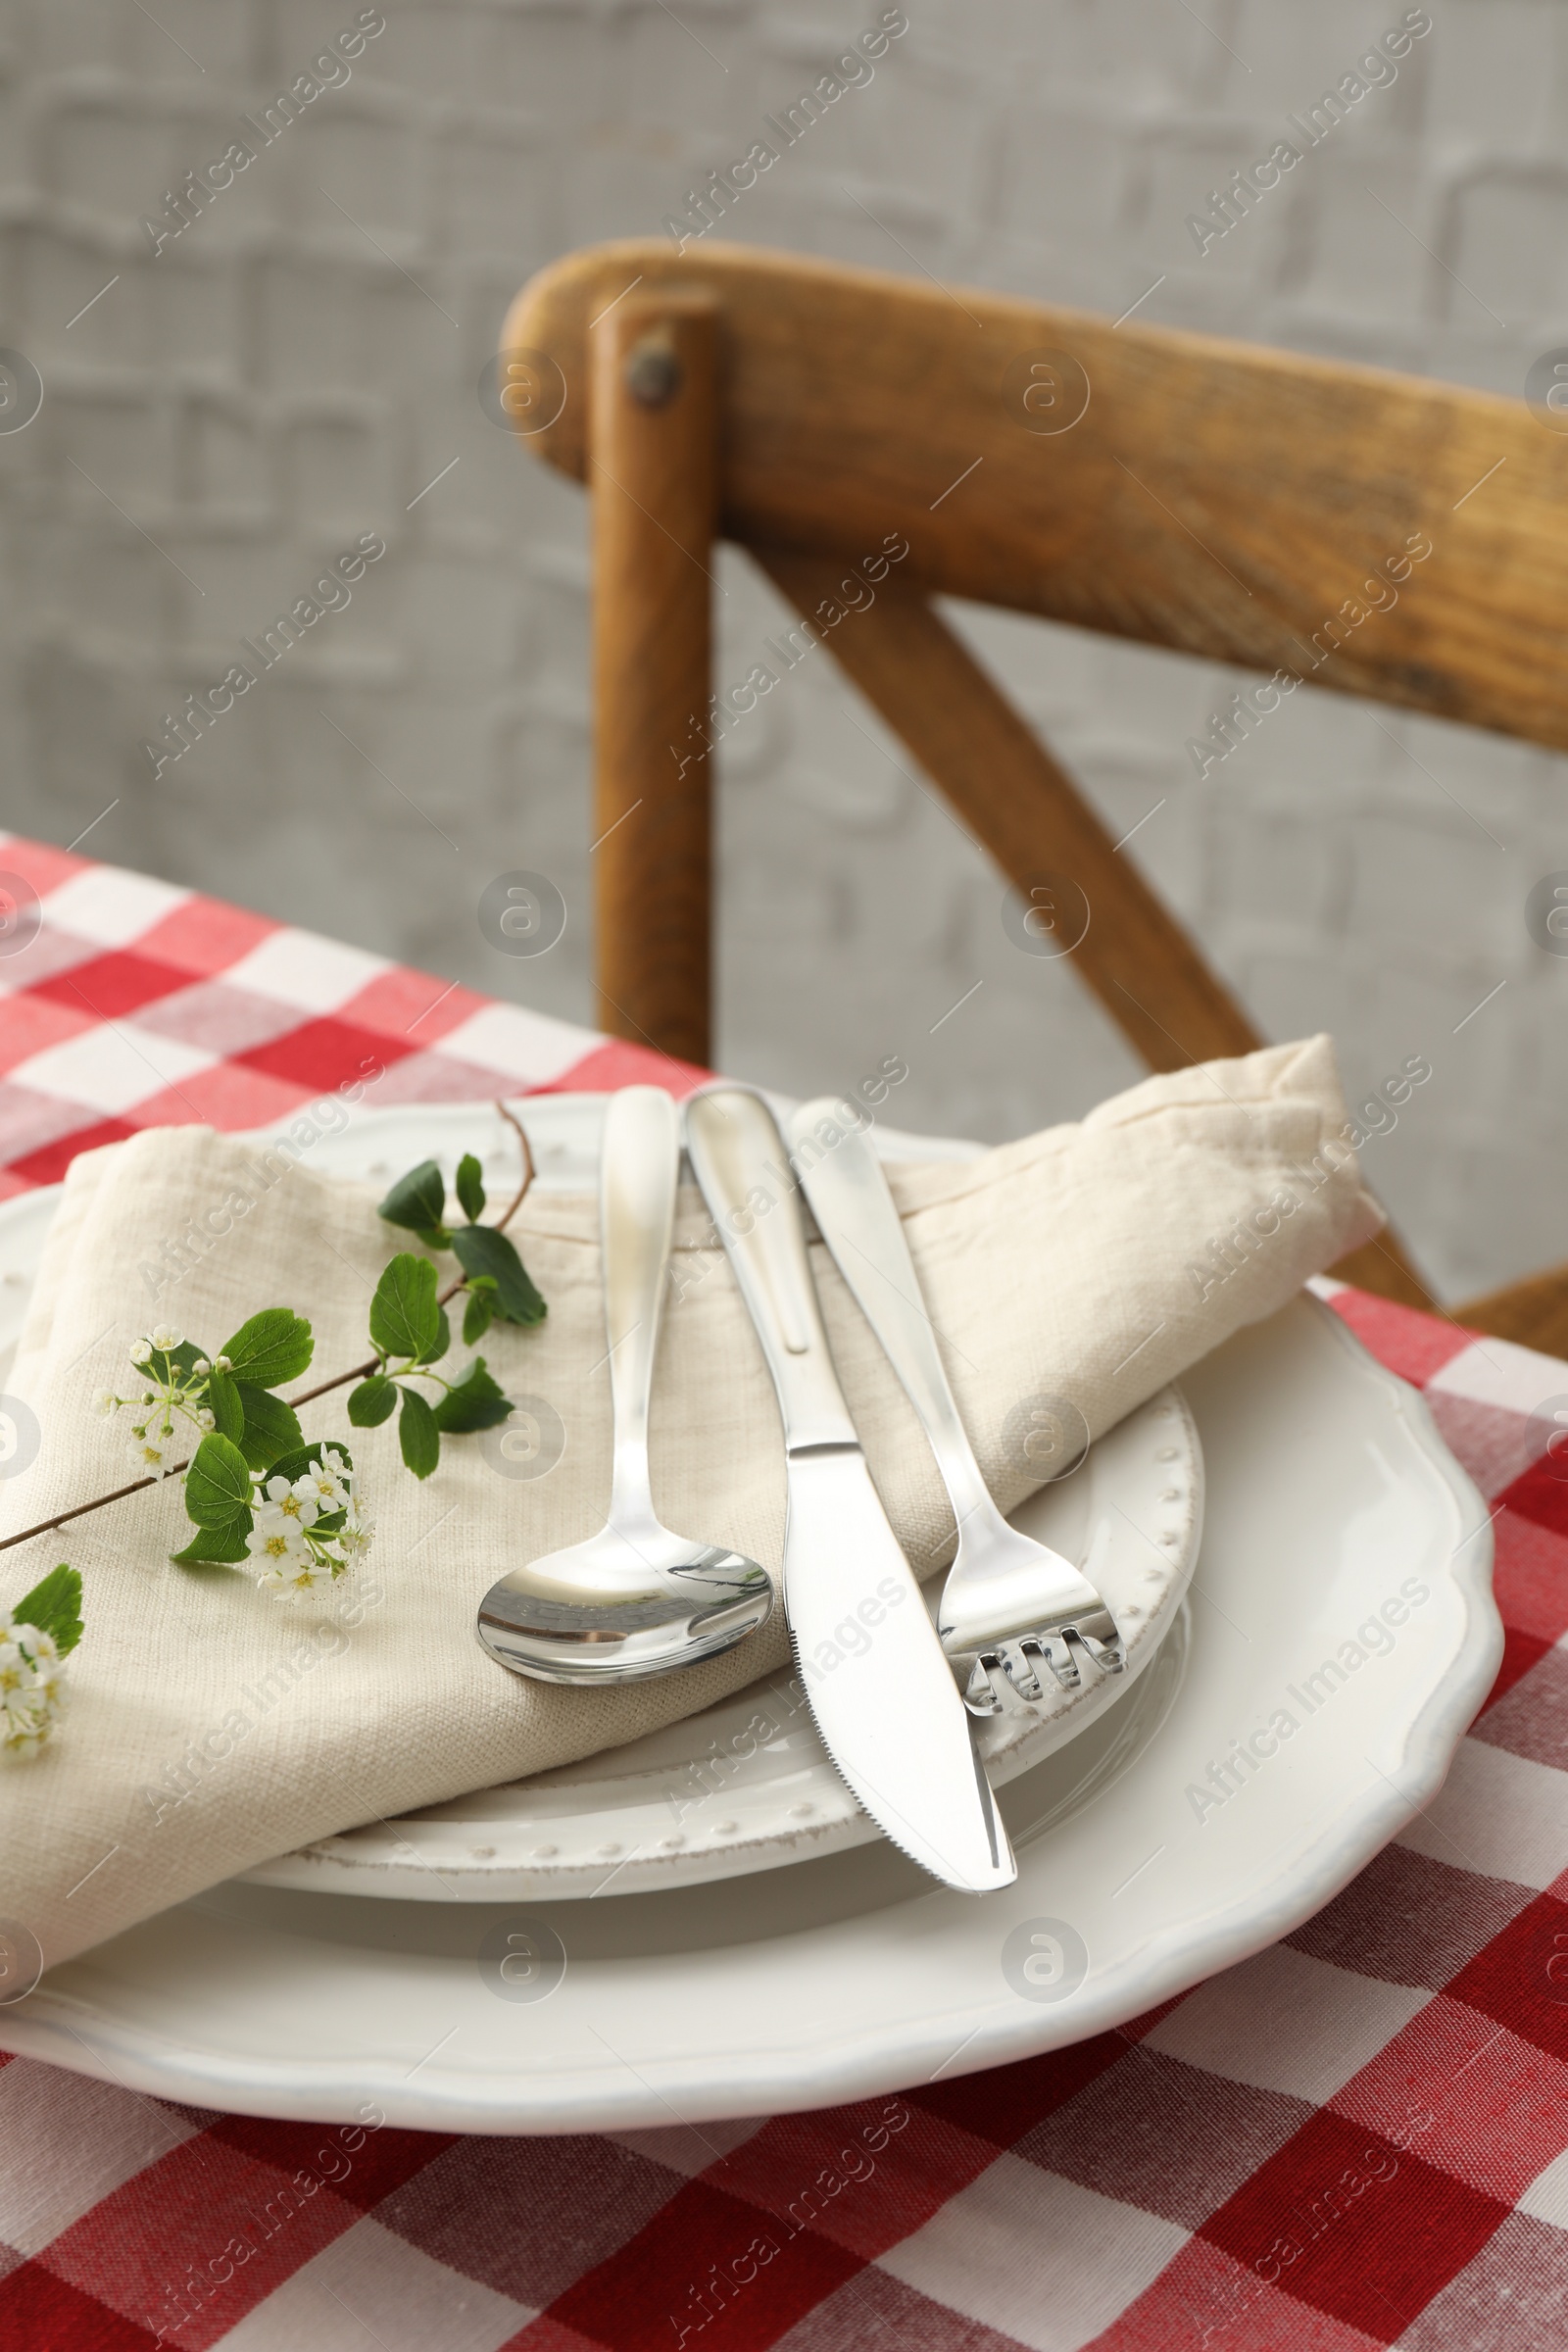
[624,335,684,408]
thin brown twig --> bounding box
[0,1467,185,1550]
[493,1100,537,1233]
[0,1101,538,1558]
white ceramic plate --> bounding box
[247,1387,1198,1900]
[0,1099,1201,1904]
[0,1291,1498,2132]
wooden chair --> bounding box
[501,237,1568,1345]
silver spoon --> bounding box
[476,1085,773,1685]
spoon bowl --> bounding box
[477,1525,773,1685]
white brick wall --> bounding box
[1,0,1564,1301]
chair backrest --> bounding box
[508,238,1568,742]
[502,237,1565,1308]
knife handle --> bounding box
[684,1087,859,1452]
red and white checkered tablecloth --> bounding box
[3,831,1567,2352]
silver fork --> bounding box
[787,1099,1124,1717]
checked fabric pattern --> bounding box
[0,830,702,1198]
[3,833,1568,2350]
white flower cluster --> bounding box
[0,1612,68,1758]
[96,1327,225,1478]
[246,1446,374,1601]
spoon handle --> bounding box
[602,1086,679,1527]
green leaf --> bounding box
[451,1226,547,1327]
[398,1386,440,1479]
[265,1439,353,1491]
[432,1357,513,1435]
[205,1365,244,1445]
[235,1382,303,1472]
[378,1160,448,1237]
[11,1563,82,1657]
[219,1308,315,1390]
[456,1152,486,1223]
[184,1433,255,1528]
[171,1516,252,1566]
[368,1253,443,1363]
[462,1283,496,1347]
[349,1374,398,1427]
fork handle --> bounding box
[788,1101,1004,1537]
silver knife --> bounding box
[683,1085,1015,1892]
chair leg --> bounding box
[590,292,717,1067]
[753,551,1437,1313]
[755,553,1260,1071]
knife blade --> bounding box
[683,1085,1015,1893]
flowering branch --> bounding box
[1,1564,79,1757]
[0,1103,539,1555]
[0,1107,547,1751]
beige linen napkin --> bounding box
[0,1035,1380,1968]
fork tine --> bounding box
[1022,1635,1080,1692]
[964,1656,1004,1715]
[956,1522,1130,1713]
[1072,1626,1126,1675]
[958,1622,1126,1717]
[1001,1642,1049,1701]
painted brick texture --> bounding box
[0,0,1560,1299]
